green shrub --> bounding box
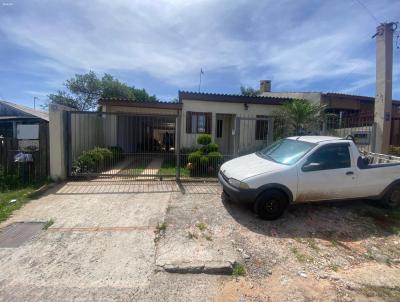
[206,143,219,153]
[73,146,117,174]
[187,136,223,177]
[199,155,209,166]
[389,145,400,157]
[108,146,123,159]
[188,150,202,164]
[197,134,212,146]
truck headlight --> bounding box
[228,178,249,189]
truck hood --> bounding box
[220,153,285,181]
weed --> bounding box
[154,222,167,243]
[196,222,207,231]
[306,238,320,252]
[156,222,167,232]
[329,239,351,250]
[188,231,198,239]
[232,262,246,277]
[43,219,54,230]
[205,235,213,241]
[291,247,313,263]
[329,264,339,272]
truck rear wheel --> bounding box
[381,184,400,209]
[254,189,288,220]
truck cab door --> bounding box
[296,143,357,202]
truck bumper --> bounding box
[218,171,258,204]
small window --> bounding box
[255,115,268,140]
[304,144,351,171]
[216,119,223,138]
[186,112,211,134]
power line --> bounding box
[353,0,380,24]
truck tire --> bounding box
[254,189,288,220]
[381,184,400,209]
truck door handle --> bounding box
[346,171,354,175]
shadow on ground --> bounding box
[222,197,399,242]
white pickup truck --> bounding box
[218,136,400,220]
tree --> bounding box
[44,71,158,110]
[240,85,260,97]
[273,99,330,138]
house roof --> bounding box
[98,98,182,110]
[179,91,295,105]
[0,100,49,121]
[321,92,400,104]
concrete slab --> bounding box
[155,190,239,275]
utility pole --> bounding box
[34,96,38,110]
[198,68,204,92]
[373,22,397,154]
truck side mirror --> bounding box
[302,162,322,172]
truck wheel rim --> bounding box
[265,199,279,213]
[390,189,400,206]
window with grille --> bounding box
[186,112,212,134]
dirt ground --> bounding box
[0,180,399,301]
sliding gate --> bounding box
[67,111,178,180]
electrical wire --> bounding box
[353,0,380,23]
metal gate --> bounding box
[67,111,178,180]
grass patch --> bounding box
[360,285,400,302]
[156,222,167,232]
[329,264,339,272]
[119,156,152,175]
[0,183,48,223]
[158,158,190,177]
[43,218,54,230]
[306,238,320,252]
[196,222,207,231]
[205,235,213,241]
[291,247,314,263]
[232,262,246,277]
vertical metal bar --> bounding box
[234,116,240,157]
[267,117,274,146]
[65,111,72,177]
[176,111,181,180]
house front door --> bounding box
[215,114,233,155]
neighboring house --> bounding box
[99,92,294,155]
[259,80,400,145]
[0,100,50,177]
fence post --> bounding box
[233,116,240,157]
[371,122,377,153]
[322,120,327,135]
[267,117,274,145]
[176,111,181,181]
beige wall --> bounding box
[181,99,280,153]
[49,103,76,180]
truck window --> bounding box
[304,144,351,171]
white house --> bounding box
[99,90,294,155]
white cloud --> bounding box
[0,0,399,94]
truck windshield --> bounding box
[257,139,316,165]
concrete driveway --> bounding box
[0,181,227,301]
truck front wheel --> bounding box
[381,184,400,209]
[254,189,288,220]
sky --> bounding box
[0,0,399,109]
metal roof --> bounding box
[179,91,297,105]
[0,100,49,121]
